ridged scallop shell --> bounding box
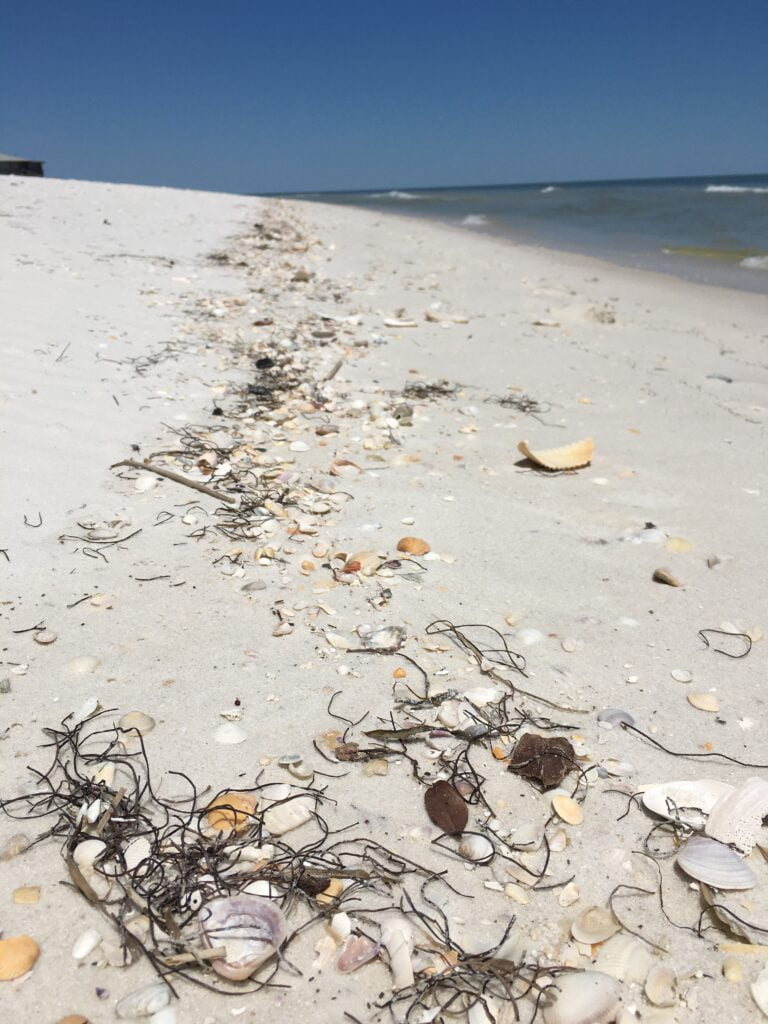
[641,779,734,829]
[705,776,768,854]
[542,970,623,1024]
[676,836,756,890]
[570,907,620,944]
[517,437,594,471]
[595,933,654,984]
[198,895,287,980]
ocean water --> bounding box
[291,174,768,294]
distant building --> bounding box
[0,153,44,176]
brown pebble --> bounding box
[652,567,681,587]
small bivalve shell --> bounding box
[687,692,719,712]
[73,838,107,872]
[676,836,756,890]
[671,669,693,683]
[118,711,156,735]
[0,833,31,861]
[644,964,677,1007]
[33,629,57,645]
[198,895,287,980]
[595,933,654,984]
[518,437,594,471]
[263,794,313,835]
[641,778,733,829]
[705,776,768,854]
[0,935,40,980]
[66,656,100,675]
[552,794,583,825]
[596,707,635,729]
[207,792,257,833]
[72,928,102,961]
[396,536,430,556]
[115,981,171,1018]
[752,966,768,1018]
[457,833,495,864]
[570,906,620,945]
[541,970,623,1024]
[214,722,247,744]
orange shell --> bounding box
[206,791,257,833]
[517,438,594,471]
[0,934,40,980]
[397,536,430,556]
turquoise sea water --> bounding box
[289,174,768,294]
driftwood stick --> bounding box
[159,946,227,967]
[110,459,237,505]
[323,358,344,382]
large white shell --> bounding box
[641,779,734,829]
[115,982,171,1018]
[542,971,623,1024]
[705,776,768,854]
[570,906,620,944]
[198,895,287,980]
[595,933,654,984]
[676,836,756,890]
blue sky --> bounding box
[2,0,767,193]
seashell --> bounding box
[317,878,344,906]
[329,912,351,942]
[147,1009,175,1024]
[72,928,102,961]
[396,536,430,556]
[344,550,383,575]
[73,838,107,872]
[66,655,100,675]
[330,458,362,477]
[517,437,594,471]
[558,883,580,907]
[380,914,414,991]
[722,957,743,983]
[640,779,733,829]
[358,624,406,652]
[13,885,40,904]
[115,982,171,1018]
[541,970,623,1024]
[263,794,313,835]
[214,722,247,744]
[514,626,545,646]
[687,692,719,712]
[705,776,768,854]
[206,791,257,833]
[595,933,654,984]
[644,964,677,1007]
[336,934,379,973]
[753,966,768,1018]
[0,832,31,861]
[0,935,40,980]
[652,567,680,587]
[552,794,583,825]
[90,592,114,608]
[463,685,505,707]
[510,822,545,850]
[570,906,620,945]
[198,895,287,981]
[118,711,155,735]
[677,836,756,890]
[123,836,152,873]
[671,669,693,683]
[34,629,57,645]
[57,1017,90,1024]
[596,707,635,729]
[71,696,101,727]
[457,833,495,864]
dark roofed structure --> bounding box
[0,153,44,176]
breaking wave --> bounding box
[740,255,768,270]
[461,214,488,226]
[705,184,768,194]
[540,185,560,193]
[369,190,420,200]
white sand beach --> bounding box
[1,176,767,1023]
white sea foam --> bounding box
[705,184,768,194]
[461,214,488,226]
[740,255,768,270]
[540,185,560,193]
[369,190,419,200]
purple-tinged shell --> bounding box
[336,934,379,973]
[198,895,287,980]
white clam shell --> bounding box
[119,711,156,736]
[457,833,495,863]
[641,779,734,829]
[570,906,620,944]
[72,927,102,961]
[705,776,768,854]
[542,970,623,1024]
[676,835,757,890]
[214,722,247,744]
[595,933,654,984]
[644,964,678,1007]
[263,794,314,835]
[381,914,414,991]
[72,695,101,726]
[73,838,107,871]
[115,982,171,1018]
[198,895,287,980]
[66,655,101,675]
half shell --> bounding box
[570,907,620,945]
[541,970,623,1024]
[751,965,768,1019]
[115,982,171,1019]
[0,935,40,980]
[206,791,257,833]
[676,836,756,890]
[263,793,314,835]
[198,895,287,980]
[644,964,677,1007]
[705,776,768,854]
[595,933,654,984]
[641,779,733,829]
[517,437,594,471]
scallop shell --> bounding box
[119,711,156,735]
[644,964,677,1007]
[641,779,734,829]
[541,970,623,1024]
[677,836,756,890]
[397,536,430,556]
[570,907,620,945]
[198,895,287,980]
[688,692,719,712]
[263,794,313,835]
[206,791,257,833]
[517,437,594,471]
[0,935,40,980]
[552,794,583,825]
[705,776,768,854]
[595,933,654,984]
[115,982,171,1018]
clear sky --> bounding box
[2,0,767,194]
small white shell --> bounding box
[676,836,756,890]
[542,970,623,1024]
[72,927,102,961]
[214,722,247,744]
[457,833,495,863]
[705,776,768,854]
[66,655,101,675]
[119,711,156,736]
[641,779,734,829]
[644,964,677,1007]
[263,794,313,835]
[123,836,152,873]
[71,696,101,726]
[115,982,171,1018]
[595,933,654,984]
[570,907,620,945]
[73,838,107,872]
[33,629,57,645]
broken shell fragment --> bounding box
[336,934,379,973]
[722,957,743,983]
[263,794,313,835]
[198,895,287,981]
[652,567,680,587]
[517,437,594,471]
[66,655,100,675]
[753,966,768,1018]
[570,906,620,945]
[358,624,406,652]
[687,692,719,712]
[119,711,156,735]
[552,794,583,825]
[380,914,414,991]
[214,722,247,744]
[641,778,733,828]
[0,935,40,980]
[541,970,623,1024]
[644,964,678,1007]
[206,791,257,833]
[595,932,654,984]
[676,835,756,890]
[0,833,31,861]
[115,981,171,1018]
[705,776,768,854]
[12,886,40,904]
[596,707,635,730]
[396,536,430,556]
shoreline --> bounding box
[1,176,767,1023]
